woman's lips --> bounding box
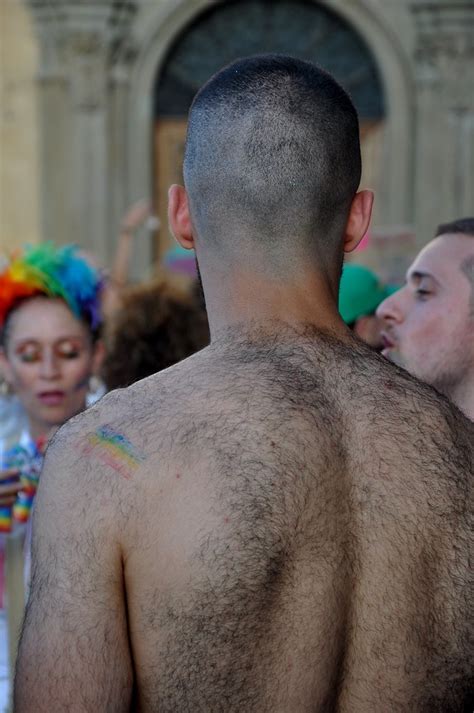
[37,391,66,406]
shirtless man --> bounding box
[377,218,474,420]
[15,55,473,712]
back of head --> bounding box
[184,54,361,276]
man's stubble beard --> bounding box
[386,347,464,400]
[407,347,471,406]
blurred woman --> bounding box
[0,243,104,481]
[0,243,104,696]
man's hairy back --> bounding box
[16,327,473,713]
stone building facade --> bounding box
[1,0,473,280]
[0,0,40,251]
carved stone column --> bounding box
[411,1,474,244]
[26,1,138,264]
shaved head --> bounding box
[184,55,362,277]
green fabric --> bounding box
[339,264,398,324]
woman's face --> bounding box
[0,297,103,440]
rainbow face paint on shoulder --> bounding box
[81,425,146,479]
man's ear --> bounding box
[168,184,195,250]
[343,190,374,254]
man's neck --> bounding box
[201,266,347,339]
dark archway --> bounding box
[155,0,384,118]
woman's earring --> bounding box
[88,376,101,395]
[0,378,12,397]
[87,376,106,406]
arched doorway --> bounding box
[152,0,386,260]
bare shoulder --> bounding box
[346,349,473,539]
[341,340,473,467]
[374,359,472,486]
[41,350,216,507]
[44,389,149,492]
[48,356,198,462]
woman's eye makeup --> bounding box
[15,344,41,363]
[13,339,84,362]
[56,340,82,358]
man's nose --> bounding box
[376,291,402,323]
[39,350,60,379]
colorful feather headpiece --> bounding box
[0,243,103,329]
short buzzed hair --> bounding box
[435,217,474,238]
[184,55,361,274]
[435,217,474,314]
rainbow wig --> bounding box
[0,243,103,330]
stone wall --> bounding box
[411,1,474,246]
[0,0,40,254]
